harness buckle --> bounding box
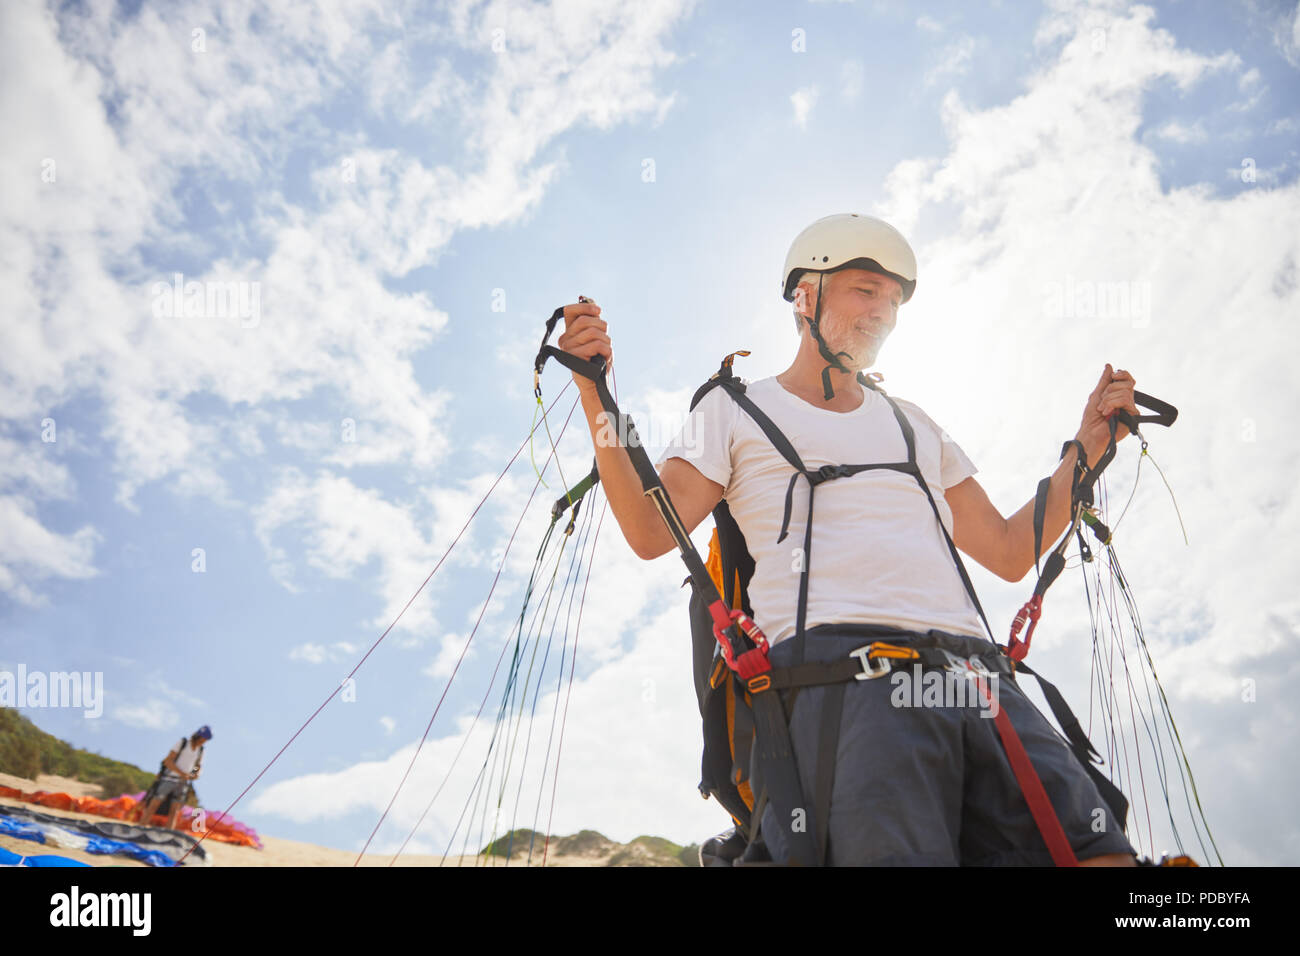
[939,649,990,677]
[848,644,893,680]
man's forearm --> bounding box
[574,383,670,560]
[1003,442,1084,582]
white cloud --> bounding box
[115,699,181,730]
[0,435,98,604]
[289,642,363,664]
[791,85,819,128]
[916,14,945,34]
[1151,119,1208,143]
[1229,65,1266,111]
[925,35,976,87]
[256,471,444,635]
[424,633,469,680]
[0,498,99,607]
[1275,1,1300,66]
[0,0,694,607]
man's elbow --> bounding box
[632,535,671,562]
[999,562,1030,584]
[997,548,1036,584]
[995,529,1031,583]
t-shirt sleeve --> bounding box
[653,385,735,490]
[899,398,978,490]
[937,422,978,489]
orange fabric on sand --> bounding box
[0,785,261,848]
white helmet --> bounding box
[781,213,917,304]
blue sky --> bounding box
[2,0,1298,863]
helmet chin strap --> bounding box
[803,272,856,400]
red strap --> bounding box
[974,673,1078,866]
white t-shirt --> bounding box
[164,739,202,779]
[655,375,987,644]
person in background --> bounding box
[133,725,211,829]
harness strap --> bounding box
[731,686,756,795]
[766,637,1016,691]
[980,675,1078,867]
[749,685,818,866]
[813,683,845,866]
[804,272,855,401]
[1031,476,1050,578]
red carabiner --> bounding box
[708,602,772,680]
[1006,594,1043,663]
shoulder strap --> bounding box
[692,354,808,474]
[722,381,808,476]
[690,357,757,616]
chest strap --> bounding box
[716,376,997,654]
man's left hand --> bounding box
[1075,364,1138,465]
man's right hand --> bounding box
[556,299,612,389]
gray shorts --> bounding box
[152,776,190,803]
[754,626,1136,866]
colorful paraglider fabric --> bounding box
[0,785,261,848]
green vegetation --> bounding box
[480,828,700,866]
[631,835,701,867]
[481,828,549,857]
[0,708,159,799]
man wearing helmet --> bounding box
[133,725,211,829]
[558,214,1140,866]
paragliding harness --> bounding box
[683,352,1166,866]
[142,737,202,820]
[533,304,1181,866]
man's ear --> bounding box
[794,286,808,315]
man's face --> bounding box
[803,268,902,369]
